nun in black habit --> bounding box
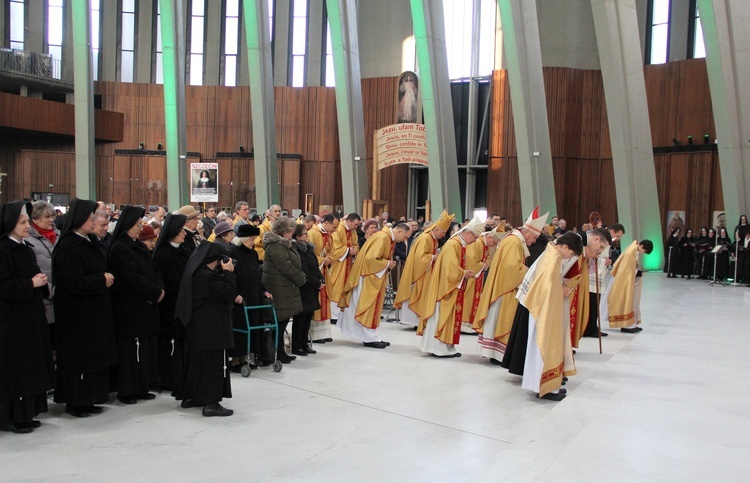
[52,198,118,417]
[108,206,164,405]
[152,213,189,390]
[173,241,236,417]
[0,201,55,433]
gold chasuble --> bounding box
[565,255,590,348]
[461,236,490,323]
[253,218,273,261]
[473,231,528,342]
[524,243,569,397]
[606,241,638,328]
[338,227,395,329]
[309,224,333,321]
[394,230,438,318]
[327,223,359,307]
[417,235,467,345]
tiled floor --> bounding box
[2,274,749,482]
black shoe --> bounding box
[325,338,333,342]
[687,276,692,280]
[277,355,294,363]
[84,405,103,414]
[229,364,243,373]
[304,346,317,354]
[30,420,42,428]
[363,341,387,349]
[65,405,91,418]
[180,399,198,409]
[330,319,338,325]
[117,396,137,405]
[634,326,643,332]
[259,359,274,367]
[312,339,327,344]
[539,391,566,401]
[431,352,461,358]
[600,332,608,337]
[381,341,391,346]
[620,327,639,333]
[137,393,156,400]
[489,358,503,365]
[291,349,308,356]
[0,423,33,434]
[563,377,568,382]
[202,403,233,417]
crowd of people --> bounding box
[0,197,654,434]
[664,216,750,282]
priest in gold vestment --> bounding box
[394,210,452,327]
[520,233,583,400]
[460,228,505,334]
[308,214,338,342]
[601,239,653,333]
[417,217,485,358]
[474,207,548,363]
[338,223,412,348]
[327,213,362,320]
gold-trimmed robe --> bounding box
[338,227,395,329]
[472,231,528,345]
[417,235,468,345]
[461,235,490,324]
[565,255,590,348]
[327,223,358,307]
[309,223,333,321]
[605,241,638,328]
[394,231,437,319]
[523,243,569,397]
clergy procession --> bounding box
[0,197,653,434]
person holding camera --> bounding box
[173,241,236,417]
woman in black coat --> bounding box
[291,224,324,356]
[0,201,54,433]
[716,227,732,280]
[174,241,236,417]
[152,213,189,390]
[108,206,165,405]
[52,198,118,418]
[678,228,696,279]
[665,228,681,278]
[228,224,273,370]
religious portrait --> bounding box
[713,211,727,231]
[666,211,685,238]
[397,71,419,123]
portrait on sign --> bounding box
[397,71,419,123]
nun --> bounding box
[0,201,55,433]
[173,241,236,417]
[108,206,164,405]
[52,198,118,417]
[152,213,189,390]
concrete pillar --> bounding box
[159,0,189,208]
[62,0,74,82]
[71,0,96,199]
[669,0,691,61]
[697,0,750,225]
[27,1,43,53]
[242,0,280,209]
[409,0,463,219]
[591,0,664,269]
[136,0,155,83]
[306,0,324,86]
[326,0,369,214]
[497,0,557,216]
[204,0,223,86]
[100,0,117,81]
[273,0,291,86]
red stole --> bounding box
[318,231,332,320]
[451,244,468,344]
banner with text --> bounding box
[375,123,428,170]
[190,162,219,202]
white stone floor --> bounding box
[2,274,749,482]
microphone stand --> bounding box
[709,245,726,287]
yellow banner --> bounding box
[375,123,428,170]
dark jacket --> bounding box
[153,243,189,337]
[262,231,306,321]
[202,216,217,236]
[53,232,117,374]
[0,237,54,400]
[186,265,236,352]
[294,240,323,313]
[229,242,265,328]
[108,236,164,339]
